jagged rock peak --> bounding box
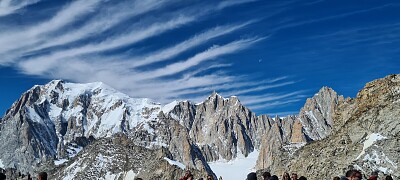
[297,86,344,141]
[204,91,242,105]
[206,91,226,101]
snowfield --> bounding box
[209,150,259,180]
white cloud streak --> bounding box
[31,0,170,52]
[171,77,287,97]
[0,0,40,17]
[271,3,399,33]
[0,0,103,63]
[132,37,264,80]
[0,0,304,114]
[240,91,306,106]
[18,15,195,75]
[127,21,256,68]
[217,0,258,9]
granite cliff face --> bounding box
[255,86,343,174]
[189,93,258,161]
[298,87,344,141]
[284,74,400,179]
[164,92,308,163]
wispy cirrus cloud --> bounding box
[240,90,306,106]
[31,0,170,52]
[132,37,265,81]
[0,0,40,17]
[0,0,306,115]
[270,3,400,33]
[0,0,103,64]
[127,21,257,68]
[18,15,195,74]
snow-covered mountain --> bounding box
[0,79,312,179]
[0,80,165,173]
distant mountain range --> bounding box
[0,75,398,179]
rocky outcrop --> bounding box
[49,134,208,180]
[255,115,306,174]
[128,112,214,174]
[189,93,257,161]
[164,92,285,162]
[285,74,400,179]
[0,86,58,173]
[255,87,343,175]
[298,87,343,141]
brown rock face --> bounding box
[255,115,306,174]
[285,74,400,179]
[49,134,209,180]
[291,119,306,143]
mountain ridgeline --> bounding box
[0,75,399,179]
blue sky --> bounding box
[0,0,399,117]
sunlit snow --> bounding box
[356,133,387,159]
[162,100,178,114]
[163,157,186,170]
[209,150,259,180]
[0,159,4,169]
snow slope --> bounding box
[208,150,259,180]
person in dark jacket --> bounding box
[38,172,47,180]
[262,172,271,180]
[247,172,257,180]
[269,175,279,180]
[0,173,5,180]
[298,176,307,180]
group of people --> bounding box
[332,169,394,180]
[180,169,396,180]
[245,169,395,180]
[246,170,396,180]
[247,171,307,180]
[179,170,222,180]
[0,171,47,180]
[179,170,306,180]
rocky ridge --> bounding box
[281,74,400,179]
[1,75,388,179]
[0,80,215,178]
